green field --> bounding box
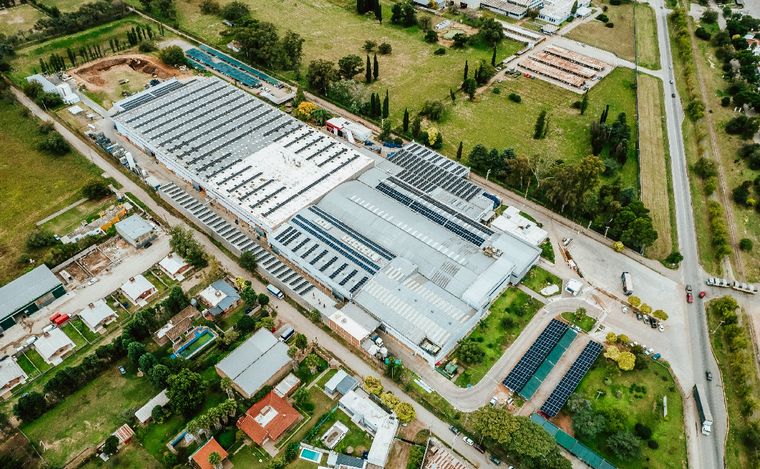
[0,4,44,36]
[560,309,597,333]
[572,359,687,469]
[61,322,88,348]
[79,443,161,469]
[22,367,158,467]
[39,0,91,13]
[522,266,562,295]
[69,316,101,342]
[16,353,41,379]
[454,288,543,387]
[41,196,117,237]
[0,94,103,285]
[440,68,639,189]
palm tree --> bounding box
[208,451,222,469]
[207,407,222,430]
[223,399,238,420]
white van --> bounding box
[267,284,284,299]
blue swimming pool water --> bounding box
[300,448,322,463]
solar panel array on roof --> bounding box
[540,341,603,417]
[503,319,569,393]
[531,414,616,469]
[199,44,281,86]
[116,80,186,112]
[186,48,262,88]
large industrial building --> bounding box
[113,77,540,366]
[113,77,373,233]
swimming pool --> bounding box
[170,327,216,359]
[299,447,322,463]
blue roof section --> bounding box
[207,280,241,316]
[186,48,262,88]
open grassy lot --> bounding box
[522,266,562,295]
[638,75,674,259]
[164,0,521,123]
[79,443,161,469]
[567,2,660,69]
[9,16,155,83]
[454,288,543,387]
[16,353,41,378]
[571,358,687,469]
[560,309,597,332]
[41,196,117,236]
[39,0,91,13]
[0,95,103,285]
[22,367,158,467]
[61,322,88,348]
[69,316,101,342]
[442,67,639,188]
[0,4,44,36]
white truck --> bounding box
[694,384,713,436]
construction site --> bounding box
[515,46,611,92]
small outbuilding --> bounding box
[134,389,169,425]
[115,214,157,248]
[323,369,358,397]
[158,253,191,281]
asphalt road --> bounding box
[650,1,726,467]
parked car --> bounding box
[473,443,486,453]
[118,366,127,375]
[658,324,665,332]
[706,371,713,381]
[699,291,707,299]
[489,455,502,465]
[686,284,693,292]
[449,426,460,435]
[463,436,474,446]
[687,292,694,303]
[489,396,499,406]
[652,353,662,360]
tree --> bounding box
[380,391,400,410]
[382,90,389,118]
[607,431,641,459]
[604,345,621,360]
[307,60,338,95]
[27,229,58,249]
[149,364,171,388]
[295,333,308,350]
[208,451,222,467]
[478,18,504,46]
[573,407,606,440]
[258,316,275,331]
[103,435,119,455]
[420,100,444,121]
[458,340,485,364]
[167,369,207,416]
[617,351,636,371]
[363,40,377,52]
[395,402,415,423]
[740,238,753,251]
[127,341,146,365]
[363,375,383,395]
[424,30,438,43]
[419,14,432,32]
[580,91,589,115]
[726,115,760,139]
[411,115,422,138]
[701,9,718,24]
[338,54,364,79]
[169,226,207,267]
[640,303,652,314]
[463,60,469,82]
[281,31,304,70]
[239,250,256,273]
[158,45,186,66]
[258,293,270,306]
[402,108,409,133]
[220,1,249,21]
[378,42,392,54]
[491,47,497,67]
[138,352,158,373]
[82,181,110,200]
[533,110,547,139]
[456,141,463,160]
[38,132,70,156]
[390,1,417,26]
[462,78,477,100]
[373,53,379,80]
[13,392,47,422]
[605,332,617,343]
[200,0,220,14]
[652,309,668,320]
[628,296,641,308]
[365,55,372,83]
[571,0,578,15]
[235,315,256,333]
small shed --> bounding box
[324,369,358,397]
[134,389,169,425]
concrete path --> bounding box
[36,198,88,226]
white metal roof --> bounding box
[159,253,189,276]
[134,389,169,424]
[115,215,155,242]
[329,305,379,343]
[339,389,398,467]
[0,357,27,390]
[34,328,74,362]
[78,299,117,332]
[215,329,291,397]
[491,207,548,246]
[120,275,155,303]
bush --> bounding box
[508,92,522,103]
[378,42,392,54]
[424,30,438,43]
[721,96,731,107]
[38,132,70,156]
[647,439,659,449]
[82,181,111,200]
[597,13,609,23]
[634,422,653,439]
[605,22,615,28]
[695,27,712,41]
[27,229,58,249]
[433,47,446,55]
[220,1,250,22]
[200,0,220,14]
[138,40,156,52]
[158,46,187,67]
[739,238,753,251]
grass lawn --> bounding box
[307,407,373,456]
[40,196,117,237]
[638,74,674,259]
[79,443,161,469]
[0,4,45,36]
[22,367,158,467]
[707,300,760,468]
[0,95,104,285]
[160,0,521,124]
[8,16,155,83]
[567,2,660,69]
[61,322,88,348]
[315,368,339,389]
[39,0,92,12]
[69,316,101,343]
[441,67,639,189]
[454,288,543,387]
[560,309,597,333]
[539,240,555,263]
[571,358,687,469]
[16,354,41,378]
[522,266,562,295]
[228,443,271,468]
[219,303,247,331]
[25,348,52,374]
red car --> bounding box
[699,291,707,299]
[687,293,694,304]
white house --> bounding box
[134,389,169,425]
[0,357,28,400]
[338,389,398,467]
[78,299,118,334]
[539,0,591,25]
[158,253,191,281]
[120,275,157,306]
[25,74,80,104]
[34,328,75,365]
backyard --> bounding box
[0,4,44,36]
[21,366,158,467]
[454,288,543,387]
[40,196,118,237]
[522,266,562,295]
[569,358,687,468]
[0,94,104,285]
[79,443,161,469]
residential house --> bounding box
[120,275,157,306]
[215,329,291,399]
[34,327,75,365]
[78,299,118,334]
[273,373,301,397]
[0,357,28,400]
[237,390,301,445]
[115,214,157,248]
[134,389,169,425]
[199,280,241,318]
[338,389,398,467]
[190,437,228,469]
[323,370,358,397]
[154,305,200,346]
[158,253,191,281]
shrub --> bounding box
[695,27,712,40]
[433,47,446,55]
[635,423,653,439]
[82,181,111,200]
[605,22,615,28]
[38,132,70,156]
[508,92,521,103]
[739,238,753,251]
[138,40,156,52]
[647,439,659,449]
[721,96,731,107]
[378,42,392,54]
[158,46,187,66]
[597,13,609,22]
[424,30,438,43]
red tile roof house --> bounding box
[190,437,228,469]
[237,391,302,446]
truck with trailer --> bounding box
[693,384,713,436]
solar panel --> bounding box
[540,341,603,417]
[503,319,569,393]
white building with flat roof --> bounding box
[339,389,398,467]
[491,206,548,246]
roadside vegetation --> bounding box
[561,307,596,332]
[564,349,687,468]
[707,296,760,468]
[453,288,542,387]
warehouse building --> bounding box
[113,77,373,234]
[115,214,157,248]
[0,265,65,331]
[215,329,292,398]
[271,144,540,365]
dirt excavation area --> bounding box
[70,54,192,108]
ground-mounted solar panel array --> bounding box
[518,327,577,399]
[531,414,616,469]
[503,319,569,393]
[540,340,604,417]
